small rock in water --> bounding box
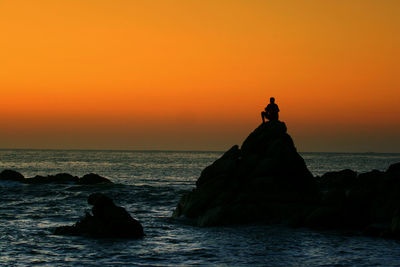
[0,170,112,185]
[25,173,79,184]
[54,193,144,239]
[0,169,25,182]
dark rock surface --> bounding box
[318,169,357,191]
[0,169,25,182]
[0,170,112,184]
[173,121,400,239]
[25,173,80,184]
[173,121,318,226]
[54,193,144,238]
[311,163,400,238]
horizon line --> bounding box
[0,148,399,154]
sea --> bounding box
[1,149,400,266]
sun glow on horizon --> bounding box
[1,0,399,152]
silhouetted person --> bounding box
[261,97,279,123]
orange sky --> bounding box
[0,0,399,152]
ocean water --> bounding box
[1,149,400,266]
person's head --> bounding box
[270,97,275,103]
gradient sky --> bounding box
[0,0,399,152]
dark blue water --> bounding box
[1,150,400,266]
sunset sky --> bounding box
[0,0,399,152]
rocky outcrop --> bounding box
[173,121,318,226]
[313,163,400,238]
[172,121,400,239]
[54,193,144,238]
[0,170,112,184]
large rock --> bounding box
[173,121,400,238]
[173,121,318,226]
[307,164,400,235]
[54,193,144,238]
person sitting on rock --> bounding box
[261,97,280,123]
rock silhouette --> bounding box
[0,170,112,184]
[313,163,400,238]
[54,193,144,238]
[0,169,25,182]
[25,173,80,184]
[173,121,400,239]
[173,121,318,226]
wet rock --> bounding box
[0,170,112,185]
[173,121,318,226]
[0,169,25,182]
[25,173,79,184]
[387,162,400,176]
[304,206,343,228]
[357,169,385,184]
[391,210,400,238]
[320,188,347,206]
[311,165,400,232]
[172,120,400,239]
[196,145,240,188]
[54,193,144,238]
[318,169,357,190]
[363,223,390,238]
